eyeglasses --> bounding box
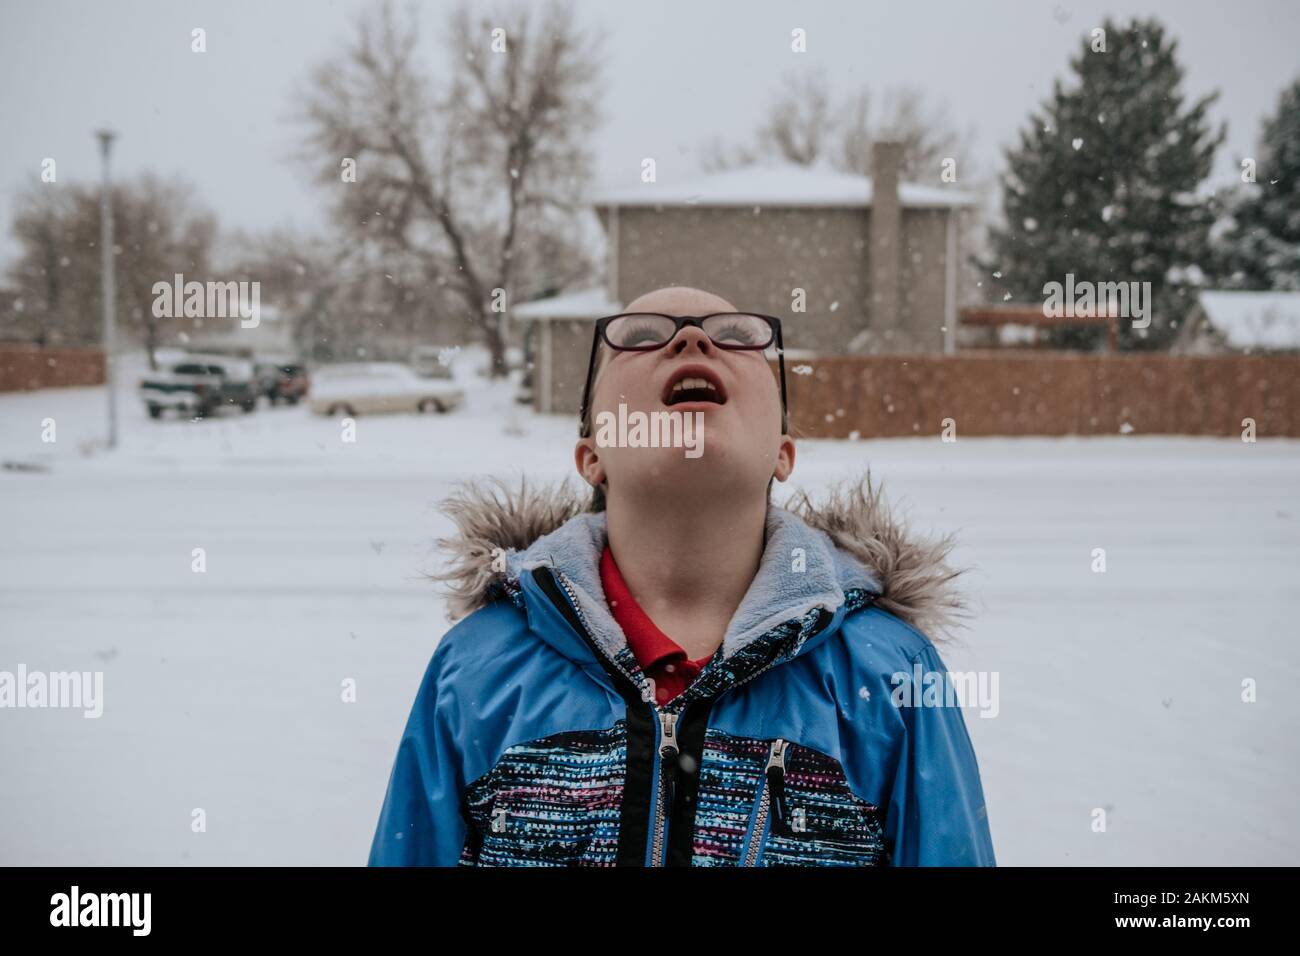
[577,312,788,437]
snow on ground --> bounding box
[1,349,1297,865]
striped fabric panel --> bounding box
[690,728,889,867]
[689,731,771,866]
[460,723,626,867]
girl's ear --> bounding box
[574,438,606,489]
[772,434,796,482]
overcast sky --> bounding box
[1,0,1297,270]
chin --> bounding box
[634,442,766,497]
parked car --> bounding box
[254,360,310,405]
[139,357,258,419]
[410,345,459,379]
[308,363,464,416]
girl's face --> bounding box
[576,311,795,506]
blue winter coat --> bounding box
[369,476,996,866]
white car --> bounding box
[308,363,464,417]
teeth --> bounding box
[671,377,716,392]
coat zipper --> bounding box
[651,710,680,867]
[552,569,677,866]
[548,568,847,867]
[742,738,788,866]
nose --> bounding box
[669,322,716,356]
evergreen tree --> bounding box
[984,18,1224,349]
[1215,78,1300,290]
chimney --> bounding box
[869,141,903,342]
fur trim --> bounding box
[431,476,591,622]
[431,472,967,639]
[783,476,968,639]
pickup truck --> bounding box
[139,358,259,419]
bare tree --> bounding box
[224,227,359,358]
[837,86,970,181]
[5,174,215,366]
[299,0,603,376]
[702,70,971,182]
[6,180,74,346]
[757,72,836,166]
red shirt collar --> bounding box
[599,545,712,670]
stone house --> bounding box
[518,142,977,416]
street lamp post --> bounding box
[96,129,118,450]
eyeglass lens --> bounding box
[603,313,774,350]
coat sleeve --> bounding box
[883,642,996,866]
[368,640,473,866]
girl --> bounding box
[369,286,995,866]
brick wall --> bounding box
[0,345,106,392]
[778,353,1300,438]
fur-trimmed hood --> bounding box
[431,472,968,651]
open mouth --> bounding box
[662,366,728,407]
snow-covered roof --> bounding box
[1197,291,1300,350]
[590,164,977,210]
[512,287,622,321]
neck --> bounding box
[604,489,768,660]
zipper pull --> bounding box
[766,738,789,824]
[765,738,788,772]
[659,711,680,772]
[659,710,681,810]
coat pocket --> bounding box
[743,738,888,867]
[739,739,790,866]
[459,726,626,867]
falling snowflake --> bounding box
[858,686,871,701]
[1119,422,1135,434]
[791,364,814,376]
[1072,137,1084,150]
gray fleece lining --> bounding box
[505,506,878,662]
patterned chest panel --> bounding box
[689,732,771,864]
[459,723,626,867]
[691,728,889,867]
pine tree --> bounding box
[984,18,1224,349]
[1215,78,1300,290]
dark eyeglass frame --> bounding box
[577,312,788,437]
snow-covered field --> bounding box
[1,350,1297,865]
